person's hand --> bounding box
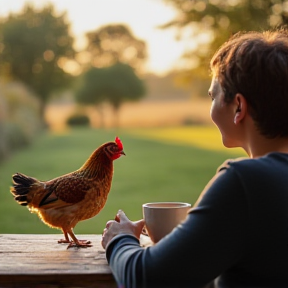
[101,210,145,249]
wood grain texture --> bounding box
[0,234,116,288]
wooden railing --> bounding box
[0,234,117,288]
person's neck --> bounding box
[243,134,288,158]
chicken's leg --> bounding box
[58,229,72,244]
[66,227,92,249]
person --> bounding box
[101,29,288,288]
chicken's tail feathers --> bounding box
[10,173,38,206]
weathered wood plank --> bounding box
[0,234,117,288]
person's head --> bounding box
[210,29,288,139]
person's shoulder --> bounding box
[217,153,288,173]
[217,157,250,173]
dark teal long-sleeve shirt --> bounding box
[106,153,288,288]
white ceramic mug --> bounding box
[142,202,191,243]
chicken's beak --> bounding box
[120,150,126,156]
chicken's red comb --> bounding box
[115,136,123,150]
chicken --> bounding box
[10,136,125,248]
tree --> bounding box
[85,24,147,72]
[76,62,146,128]
[0,4,75,121]
[162,0,288,81]
[75,67,107,128]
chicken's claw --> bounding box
[67,240,92,249]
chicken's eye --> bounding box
[111,145,118,152]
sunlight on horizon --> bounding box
[0,0,202,75]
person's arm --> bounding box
[103,165,249,288]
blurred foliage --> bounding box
[74,23,147,127]
[0,3,75,120]
[75,62,146,127]
[85,24,147,73]
[66,114,90,127]
[0,81,41,162]
[162,0,288,81]
[75,67,107,106]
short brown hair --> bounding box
[210,29,288,138]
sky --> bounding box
[0,0,192,75]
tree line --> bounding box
[162,0,288,81]
[0,3,146,127]
[0,0,287,129]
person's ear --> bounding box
[234,93,247,124]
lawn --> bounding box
[0,126,244,235]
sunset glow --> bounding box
[0,0,195,75]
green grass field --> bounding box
[0,127,244,235]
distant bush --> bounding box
[0,81,41,161]
[4,122,30,150]
[66,114,90,127]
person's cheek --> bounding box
[210,102,218,125]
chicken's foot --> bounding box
[66,228,93,249]
[67,239,92,249]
